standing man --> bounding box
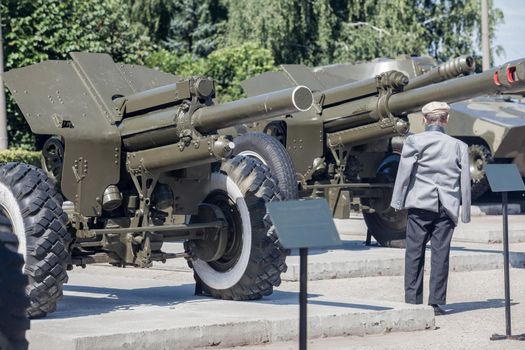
[391,101,471,316]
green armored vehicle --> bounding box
[411,94,525,199]
[1,52,314,318]
[318,55,525,199]
[231,57,525,247]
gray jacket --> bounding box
[390,126,471,224]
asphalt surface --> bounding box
[221,269,525,350]
[25,215,525,349]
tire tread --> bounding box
[192,156,288,300]
[0,162,70,319]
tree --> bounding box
[334,0,428,62]
[128,0,175,43]
[222,0,318,64]
[1,0,153,148]
[221,0,503,66]
[145,43,275,102]
[204,42,276,101]
[417,0,503,63]
[164,0,219,57]
[129,0,226,56]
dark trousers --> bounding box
[405,206,455,305]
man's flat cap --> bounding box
[422,101,450,115]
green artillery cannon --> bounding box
[231,56,525,247]
[316,55,525,200]
[0,52,313,318]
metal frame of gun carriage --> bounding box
[0,52,314,318]
[232,56,525,247]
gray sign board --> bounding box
[485,164,525,193]
[266,199,341,249]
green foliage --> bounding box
[129,0,175,43]
[223,0,316,64]
[1,0,154,149]
[0,149,41,167]
[222,0,503,65]
[144,50,206,77]
[129,0,226,57]
[334,0,428,62]
[164,0,219,57]
[145,43,275,102]
[204,43,276,102]
[419,0,503,62]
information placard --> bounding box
[266,199,341,249]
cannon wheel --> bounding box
[188,156,287,300]
[0,210,29,350]
[468,143,492,200]
[362,154,407,248]
[0,163,71,318]
[233,132,298,200]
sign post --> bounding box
[267,199,341,350]
[485,164,525,341]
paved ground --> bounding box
[26,266,433,350]
[222,269,525,350]
[335,214,525,244]
[25,215,525,349]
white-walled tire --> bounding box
[0,163,70,318]
[188,156,287,300]
[0,211,29,350]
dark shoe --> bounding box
[431,304,446,316]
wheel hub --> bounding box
[188,204,229,262]
[468,144,489,183]
[190,191,244,271]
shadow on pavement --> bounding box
[444,298,518,315]
[48,283,391,319]
[288,238,371,256]
[259,290,392,311]
[50,283,199,319]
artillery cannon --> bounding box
[0,52,313,317]
[231,56,525,247]
[319,55,525,200]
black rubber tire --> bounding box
[362,210,407,248]
[189,156,287,300]
[233,132,298,200]
[468,144,492,201]
[362,154,407,248]
[0,163,71,319]
[0,213,29,350]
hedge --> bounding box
[0,149,41,167]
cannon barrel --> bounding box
[125,86,313,172]
[193,86,313,133]
[388,59,525,115]
[321,71,408,107]
[120,85,313,151]
[323,59,525,134]
[404,55,476,91]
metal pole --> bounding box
[0,11,8,149]
[481,0,491,71]
[299,247,308,350]
[490,189,525,342]
[502,191,512,336]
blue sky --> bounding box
[493,0,524,65]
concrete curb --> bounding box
[471,203,522,216]
[283,247,525,281]
[334,217,525,245]
[452,228,525,244]
[28,303,434,350]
